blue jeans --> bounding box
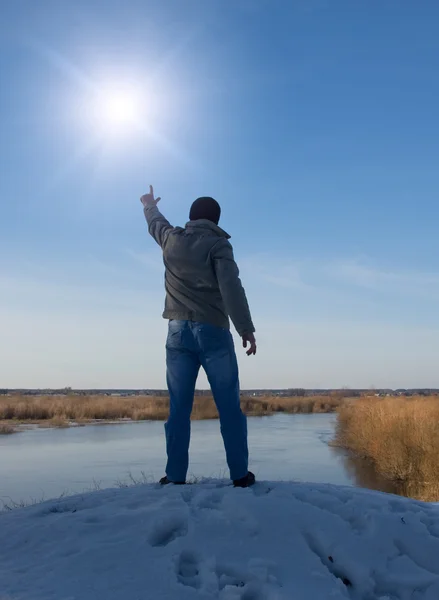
[165,320,248,482]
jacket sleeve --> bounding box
[143,205,173,248]
[212,239,255,336]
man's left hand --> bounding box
[141,185,161,208]
[242,332,257,356]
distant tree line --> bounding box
[1,388,438,397]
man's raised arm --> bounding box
[140,185,173,248]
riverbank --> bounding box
[1,479,438,599]
[0,393,344,432]
[334,396,439,501]
[0,413,351,507]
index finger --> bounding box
[149,185,154,196]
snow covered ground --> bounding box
[1,480,439,600]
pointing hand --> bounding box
[140,185,161,208]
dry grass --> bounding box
[0,393,344,427]
[242,395,343,416]
[0,422,16,435]
[47,415,70,428]
[335,396,439,500]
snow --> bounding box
[1,480,439,600]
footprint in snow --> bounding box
[176,550,201,589]
[193,490,224,510]
[148,513,188,547]
[216,561,282,599]
[302,532,353,589]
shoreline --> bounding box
[1,410,339,435]
[0,394,345,434]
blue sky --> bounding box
[1,0,439,389]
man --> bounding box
[141,186,256,488]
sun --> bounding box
[101,90,139,125]
[91,85,143,135]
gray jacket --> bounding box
[144,205,255,335]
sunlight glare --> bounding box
[102,92,138,124]
[92,85,143,136]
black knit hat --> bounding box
[189,197,221,225]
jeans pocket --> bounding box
[198,324,231,356]
[166,331,182,350]
[166,321,184,349]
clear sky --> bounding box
[1,0,439,389]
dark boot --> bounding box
[233,471,255,488]
[159,476,186,485]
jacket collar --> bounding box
[185,219,231,239]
